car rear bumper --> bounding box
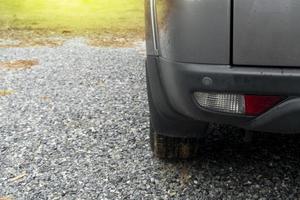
[147,55,300,134]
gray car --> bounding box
[145,0,300,159]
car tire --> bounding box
[149,123,203,159]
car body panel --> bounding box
[156,0,231,64]
[145,0,156,56]
[233,0,300,67]
[145,0,300,135]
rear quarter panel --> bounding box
[156,0,231,64]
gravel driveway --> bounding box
[1,38,300,199]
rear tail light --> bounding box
[244,95,284,116]
[194,92,285,116]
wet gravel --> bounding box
[1,38,300,199]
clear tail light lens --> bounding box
[194,92,245,114]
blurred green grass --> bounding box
[0,0,144,39]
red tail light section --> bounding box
[244,95,285,116]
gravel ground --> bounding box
[1,38,300,199]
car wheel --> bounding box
[150,123,202,159]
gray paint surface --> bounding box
[156,0,231,64]
[234,0,300,67]
[145,0,156,56]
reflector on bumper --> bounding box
[194,92,285,116]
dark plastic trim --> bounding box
[147,56,300,134]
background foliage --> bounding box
[0,0,144,38]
